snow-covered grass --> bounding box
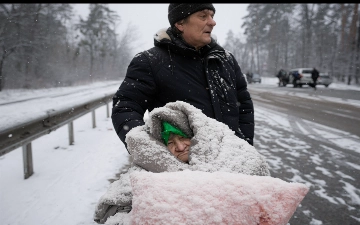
[1,78,360,225]
[0,105,128,225]
[0,81,121,131]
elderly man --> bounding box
[112,3,255,152]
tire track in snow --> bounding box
[254,103,360,224]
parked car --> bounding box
[288,68,313,88]
[316,72,332,87]
[251,73,262,83]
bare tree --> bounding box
[0,4,34,90]
[238,3,358,84]
[76,4,119,82]
[347,3,358,85]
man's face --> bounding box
[176,9,216,50]
[167,133,191,163]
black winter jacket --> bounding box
[112,28,254,151]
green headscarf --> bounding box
[161,121,188,145]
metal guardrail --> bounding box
[0,93,113,179]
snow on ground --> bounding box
[1,78,360,225]
[0,106,128,225]
[0,81,120,131]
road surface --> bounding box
[248,83,360,225]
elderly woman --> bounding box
[161,121,191,163]
[94,101,270,224]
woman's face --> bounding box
[167,133,191,163]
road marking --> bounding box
[322,110,360,121]
[295,121,310,135]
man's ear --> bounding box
[175,21,184,32]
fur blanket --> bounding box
[128,101,269,175]
[94,101,270,224]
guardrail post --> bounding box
[68,121,74,145]
[106,102,110,118]
[22,142,34,179]
[92,110,96,128]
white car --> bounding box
[317,73,332,87]
[288,68,313,88]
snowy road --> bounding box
[249,85,360,138]
[249,83,360,225]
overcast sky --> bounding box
[73,4,249,53]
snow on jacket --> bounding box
[112,27,255,151]
[94,101,269,224]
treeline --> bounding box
[2,4,358,91]
[0,4,135,91]
[224,3,359,85]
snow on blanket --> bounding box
[129,170,309,225]
[127,101,270,176]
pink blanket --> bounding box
[130,170,309,225]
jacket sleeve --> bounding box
[232,55,255,146]
[112,52,157,152]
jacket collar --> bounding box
[154,27,224,58]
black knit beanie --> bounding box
[168,3,216,27]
